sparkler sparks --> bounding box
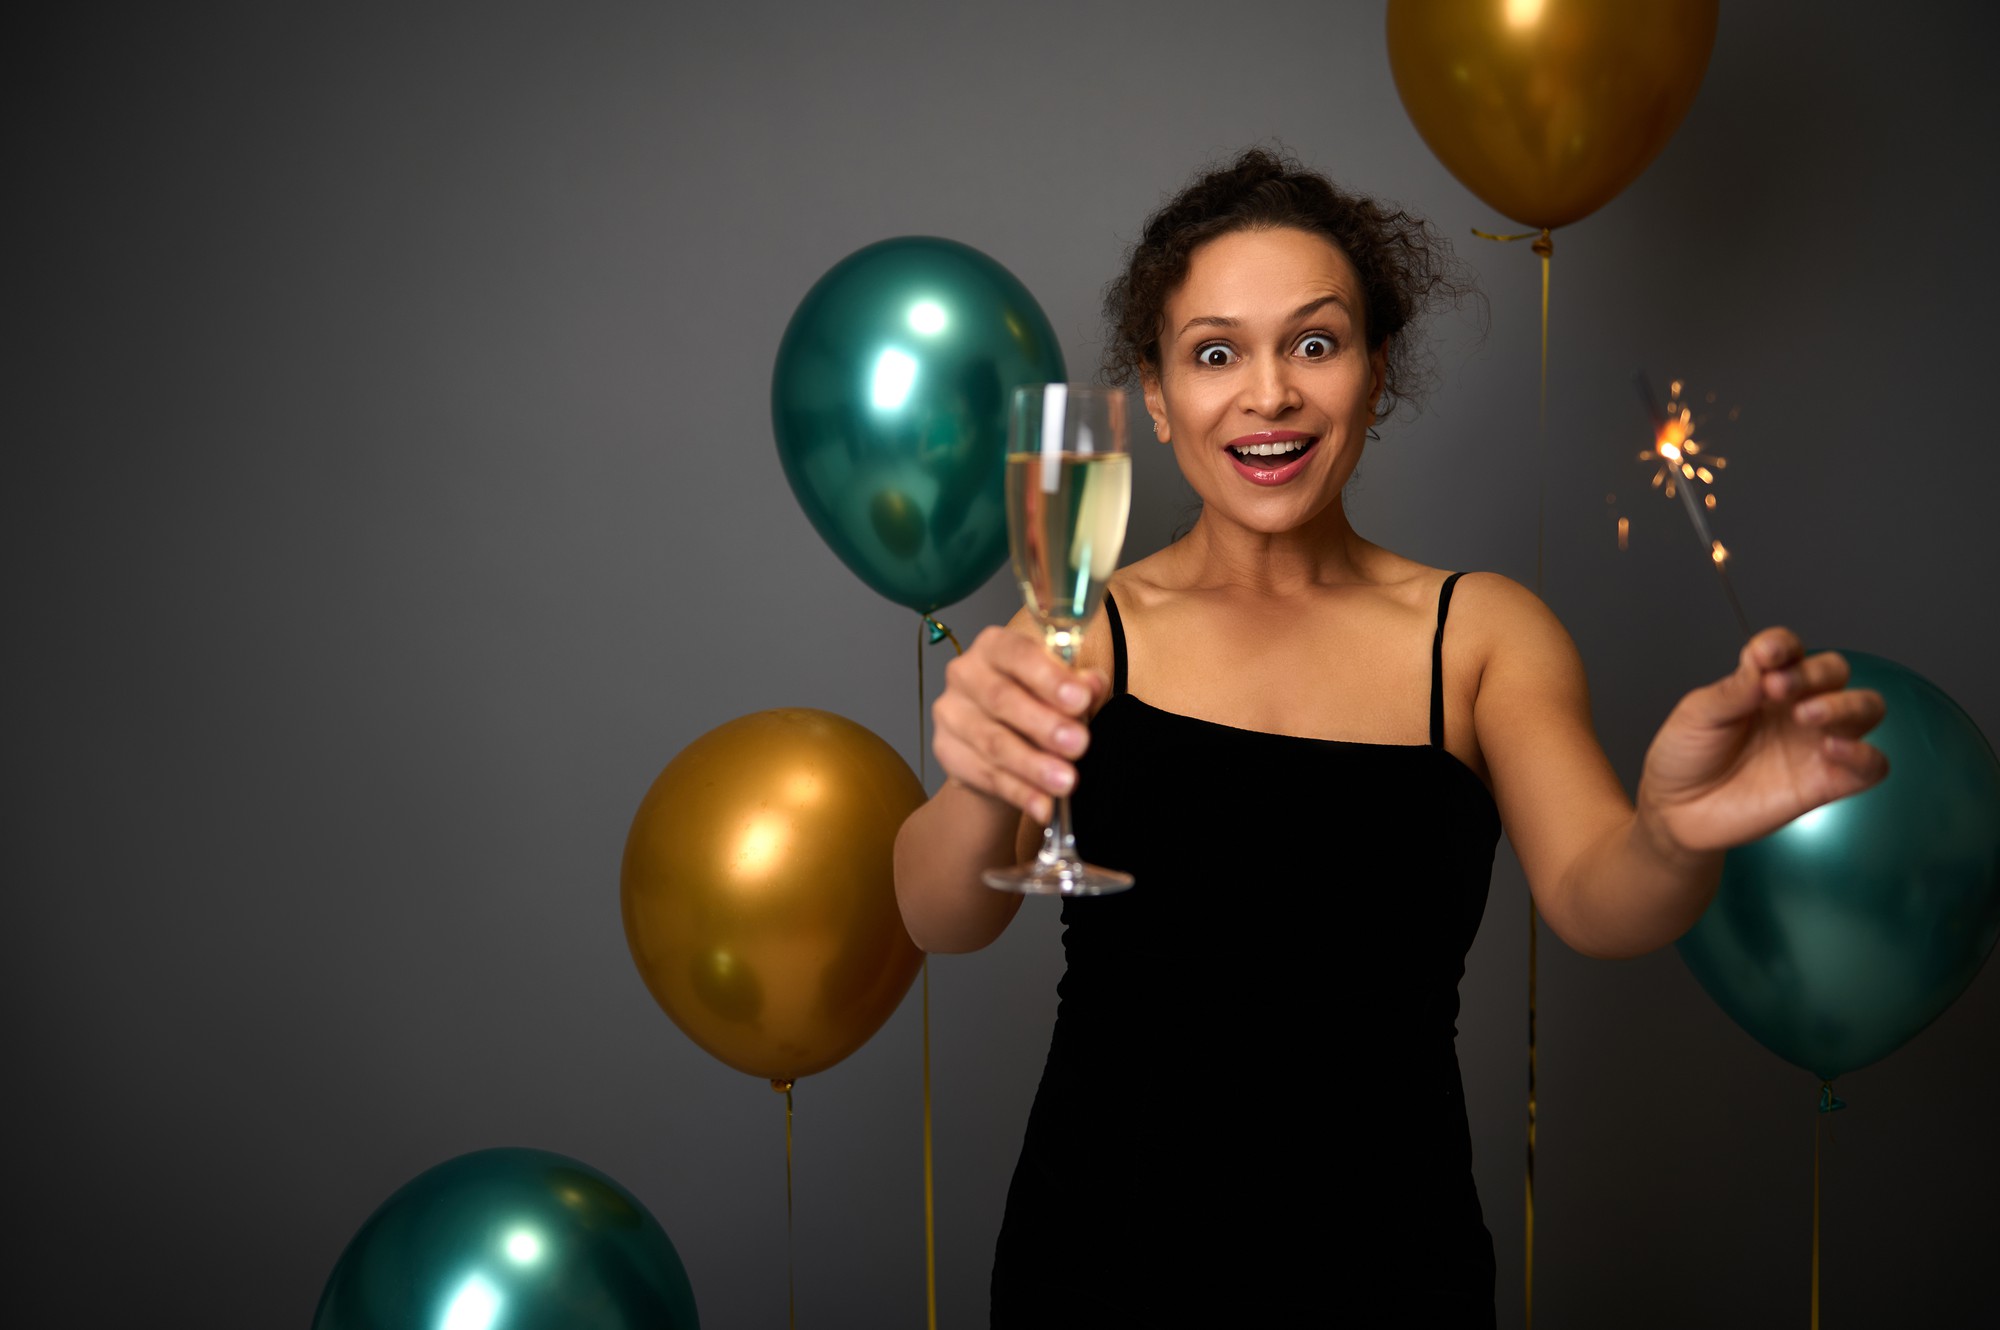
[1637,379,1731,529]
[1630,374,1751,638]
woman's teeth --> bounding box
[1230,440,1311,460]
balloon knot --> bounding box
[923,616,963,653]
[1531,228,1554,259]
[1817,1082,1846,1114]
[770,1078,795,1094]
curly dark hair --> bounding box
[1102,147,1474,422]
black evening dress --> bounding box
[990,573,1502,1327]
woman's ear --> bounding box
[1367,343,1389,422]
[1141,371,1169,443]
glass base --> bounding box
[981,858,1134,896]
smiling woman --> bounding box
[891,148,1890,1326]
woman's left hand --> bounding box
[1638,627,1889,858]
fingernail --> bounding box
[1798,699,1829,724]
[1046,764,1074,794]
[1058,683,1088,709]
[1053,723,1084,756]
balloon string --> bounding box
[1536,231,1550,593]
[1470,227,1553,586]
[922,958,938,1330]
[1526,899,1539,1329]
[1474,222,1553,1330]
[914,614,959,1330]
[1811,1106,1820,1330]
[1812,1080,1845,1329]
[918,615,926,786]
[773,1079,796,1330]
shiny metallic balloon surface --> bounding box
[1678,653,2000,1079]
[771,236,1065,613]
[621,708,925,1082]
[1387,0,1720,230]
[312,1147,699,1330]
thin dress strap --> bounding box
[1430,572,1466,749]
[1102,593,1129,696]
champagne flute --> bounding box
[981,384,1134,895]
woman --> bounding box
[893,150,1886,1326]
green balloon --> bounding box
[1678,652,2000,1080]
[313,1148,699,1330]
[772,236,1066,614]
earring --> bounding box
[1151,419,1165,440]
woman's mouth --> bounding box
[1225,434,1318,484]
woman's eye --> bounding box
[1195,343,1236,367]
[1294,334,1335,359]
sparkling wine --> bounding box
[1005,451,1132,639]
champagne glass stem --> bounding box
[1039,629,1081,867]
[1040,794,1076,867]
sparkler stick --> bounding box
[1635,374,1752,641]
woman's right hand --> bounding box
[932,620,1109,824]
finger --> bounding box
[934,731,1056,823]
[1819,736,1890,791]
[976,627,1096,715]
[1793,687,1886,738]
[1769,650,1851,702]
[938,690,1077,799]
[1692,627,1805,724]
[1748,626,1806,671]
[953,657,1091,760]
[932,656,1080,764]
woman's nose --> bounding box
[1240,355,1302,416]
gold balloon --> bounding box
[621,708,926,1083]
[1387,0,1719,230]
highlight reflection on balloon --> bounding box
[621,708,925,1083]
[312,1148,699,1330]
[1678,652,2000,1080]
[772,236,1066,613]
[1387,0,1720,229]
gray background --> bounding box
[12,2,1998,1325]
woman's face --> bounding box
[1143,226,1387,537]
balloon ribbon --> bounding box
[1471,227,1553,583]
[1474,222,1553,1330]
[1526,894,1538,1327]
[1812,1082,1846,1329]
[914,614,962,1330]
[773,1078,797,1330]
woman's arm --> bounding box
[893,609,1110,953]
[1465,575,1887,959]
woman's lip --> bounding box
[1226,437,1318,485]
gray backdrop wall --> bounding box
[14,2,1998,1326]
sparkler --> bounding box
[1636,375,1751,640]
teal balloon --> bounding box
[1678,652,2000,1079]
[313,1148,699,1330]
[772,236,1065,613]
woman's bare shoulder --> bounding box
[1446,571,1562,631]
[1443,571,1581,679]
